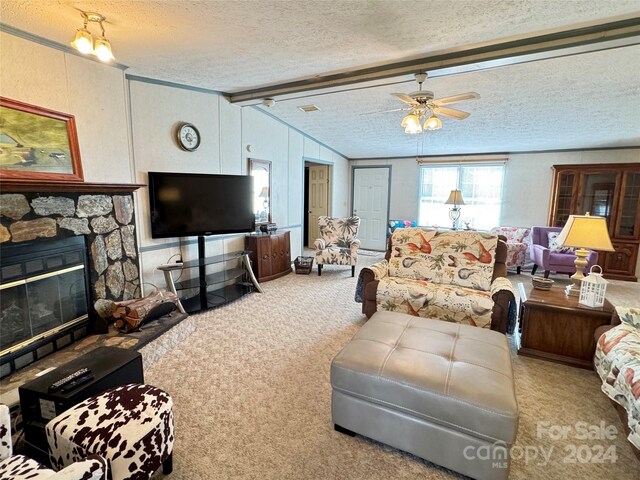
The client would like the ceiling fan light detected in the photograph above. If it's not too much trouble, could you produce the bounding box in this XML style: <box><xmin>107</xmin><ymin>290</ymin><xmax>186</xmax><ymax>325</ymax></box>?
<box><xmin>404</xmin><ymin>122</ymin><xmax>422</xmax><ymax>134</ymax></box>
<box><xmin>424</xmin><ymin>115</ymin><xmax>442</xmax><ymax>131</ymax></box>
<box><xmin>401</xmin><ymin>113</ymin><xmax>422</xmax><ymax>134</ymax></box>
<box><xmin>71</xmin><ymin>28</ymin><xmax>94</xmax><ymax>54</ymax></box>
<box><xmin>93</xmin><ymin>37</ymin><xmax>114</xmax><ymax>61</ymax></box>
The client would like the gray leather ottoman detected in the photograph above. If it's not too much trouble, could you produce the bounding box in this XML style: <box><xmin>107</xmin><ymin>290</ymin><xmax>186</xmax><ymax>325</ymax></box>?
<box><xmin>331</xmin><ymin>311</ymin><xmax>519</xmax><ymax>480</ymax></box>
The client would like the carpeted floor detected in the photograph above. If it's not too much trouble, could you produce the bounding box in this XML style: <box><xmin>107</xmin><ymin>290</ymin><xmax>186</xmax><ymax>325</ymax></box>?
<box><xmin>142</xmin><ymin>254</ymin><xmax>640</xmax><ymax>479</ymax></box>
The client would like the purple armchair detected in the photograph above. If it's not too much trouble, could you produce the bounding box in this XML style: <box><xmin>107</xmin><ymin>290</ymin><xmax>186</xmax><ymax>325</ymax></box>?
<box><xmin>530</xmin><ymin>226</ymin><xmax>599</xmax><ymax>278</ymax></box>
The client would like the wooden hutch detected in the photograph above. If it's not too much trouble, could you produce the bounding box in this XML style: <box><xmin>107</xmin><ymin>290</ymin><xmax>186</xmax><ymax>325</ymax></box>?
<box><xmin>549</xmin><ymin>163</ymin><xmax>640</xmax><ymax>281</ymax></box>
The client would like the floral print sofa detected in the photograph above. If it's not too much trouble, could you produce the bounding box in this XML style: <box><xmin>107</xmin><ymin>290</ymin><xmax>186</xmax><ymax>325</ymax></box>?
<box><xmin>489</xmin><ymin>226</ymin><xmax>530</xmax><ymax>274</ymax></box>
<box><xmin>358</xmin><ymin>228</ymin><xmax>515</xmax><ymax>333</ymax></box>
<box><xmin>595</xmin><ymin>306</ymin><xmax>640</xmax><ymax>452</ymax></box>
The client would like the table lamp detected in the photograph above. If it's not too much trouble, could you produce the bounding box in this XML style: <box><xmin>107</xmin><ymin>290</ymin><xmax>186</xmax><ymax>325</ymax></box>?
<box><xmin>555</xmin><ymin>213</ymin><xmax>615</xmax><ymax>296</ymax></box>
<box><xmin>444</xmin><ymin>189</ymin><xmax>465</xmax><ymax>230</ymax></box>
<box><xmin>259</xmin><ymin>186</ymin><xmax>269</xmax><ymax>210</ymax></box>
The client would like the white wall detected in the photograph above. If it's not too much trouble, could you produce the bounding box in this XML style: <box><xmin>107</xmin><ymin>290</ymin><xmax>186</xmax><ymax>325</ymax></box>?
<box><xmin>0</xmin><ymin>33</ymin><xmax>132</xmax><ymax>183</ymax></box>
<box><xmin>352</xmin><ymin>149</ymin><xmax>640</xmax><ymax>275</ymax></box>
<box><xmin>502</xmin><ymin>150</ymin><xmax>640</xmax><ymax>226</ymax></box>
<box><xmin>0</xmin><ymin>30</ymin><xmax>351</xmax><ymax>293</ymax></box>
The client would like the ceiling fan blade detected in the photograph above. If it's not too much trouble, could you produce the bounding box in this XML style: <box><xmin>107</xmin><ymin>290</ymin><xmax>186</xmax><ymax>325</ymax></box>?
<box><xmin>433</xmin><ymin>92</ymin><xmax>480</xmax><ymax>106</ymax></box>
<box><xmin>433</xmin><ymin>106</ymin><xmax>470</xmax><ymax>120</ymax></box>
<box><xmin>359</xmin><ymin>107</ymin><xmax>409</xmax><ymax>116</ymax></box>
<box><xmin>391</xmin><ymin>93</ymin><xmax>419</xmax><ymax>106</ymax></box>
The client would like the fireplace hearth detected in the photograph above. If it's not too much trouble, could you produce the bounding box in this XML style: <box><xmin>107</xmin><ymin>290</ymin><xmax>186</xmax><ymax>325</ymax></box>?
<box><xmin>1</xmin><ymin>237</ymin><xmax>91</xmax><ymax>377</ymax></box>
<box><xmin>0</xmin><ymin>184</ymin><xmax>143</xmax><ymax>378</ymax></box>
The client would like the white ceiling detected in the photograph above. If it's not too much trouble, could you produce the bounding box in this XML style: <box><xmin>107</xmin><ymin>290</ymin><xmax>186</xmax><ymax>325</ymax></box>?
<box><xmin>1</xmin><ymin>1</ymin><xmax>640</xmax><ymax>157</ymax></box>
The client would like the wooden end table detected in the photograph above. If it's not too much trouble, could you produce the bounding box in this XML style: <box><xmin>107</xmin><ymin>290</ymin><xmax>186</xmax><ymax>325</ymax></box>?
<box><xmin>517</xmin><ymin>282</ymin><xmax>614</xmax><ymax>369</ymax></box>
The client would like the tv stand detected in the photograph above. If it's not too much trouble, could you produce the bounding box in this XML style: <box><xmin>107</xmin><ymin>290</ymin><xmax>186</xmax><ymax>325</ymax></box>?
<box><xmin>158</xmin><ymin>236</ymin><xmax>263</xmax><ymax>314</ymax></box>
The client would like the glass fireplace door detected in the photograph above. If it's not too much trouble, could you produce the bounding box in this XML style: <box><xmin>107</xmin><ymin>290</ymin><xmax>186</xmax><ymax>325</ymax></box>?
<box><xmin>0</xmin><ymin>265</ymin><xmax>88</xmax><ymax>353</ymax></box>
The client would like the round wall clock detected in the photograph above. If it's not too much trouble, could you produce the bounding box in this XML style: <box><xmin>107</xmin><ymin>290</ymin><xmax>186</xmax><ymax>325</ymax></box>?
<box><xmin>177</xmin><ymin>122</ymin><xmax>201</xmax><ymax>151</ymax></box>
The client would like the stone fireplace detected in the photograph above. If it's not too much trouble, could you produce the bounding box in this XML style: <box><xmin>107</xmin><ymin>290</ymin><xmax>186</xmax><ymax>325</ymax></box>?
<box><xmin>0</xmin><ymin>185</ymin><xmax>142</xmax><ymax>376</ymax></box>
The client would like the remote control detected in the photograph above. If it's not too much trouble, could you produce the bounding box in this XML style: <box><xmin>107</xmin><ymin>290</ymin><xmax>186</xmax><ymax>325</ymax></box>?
<box><xmin>60</xmin><ymin>373</ymin><xmax>94</xmax><ymax>393</ymax></box>
<box><xmin>48</xmin><ymin>368</ymin><xmax>91</xmax><ymax>392</ymax></box>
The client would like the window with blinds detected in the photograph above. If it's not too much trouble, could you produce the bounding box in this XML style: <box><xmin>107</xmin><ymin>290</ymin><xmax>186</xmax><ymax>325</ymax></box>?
<box><xmin>418</xmin><ymin>164</ymin><xmax>505</xmax><ymax>230</ymax></box>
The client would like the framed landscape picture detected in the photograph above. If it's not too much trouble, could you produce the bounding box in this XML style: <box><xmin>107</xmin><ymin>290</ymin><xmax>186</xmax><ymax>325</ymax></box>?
<box><xmin>0</xmin><ymin>97</ymin><xmax>83</xmax><ymax>182</ymax></box>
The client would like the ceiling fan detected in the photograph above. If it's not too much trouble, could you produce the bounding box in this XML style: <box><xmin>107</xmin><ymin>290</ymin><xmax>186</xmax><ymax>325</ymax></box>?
<box><xmin>369</xmin><ymin>73</ymin><xmax>480</xmax><ymax>134</ymax></box>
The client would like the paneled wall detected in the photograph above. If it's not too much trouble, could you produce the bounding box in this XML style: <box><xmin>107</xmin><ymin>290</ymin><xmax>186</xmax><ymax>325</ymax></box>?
<box><xmin>351</xmin><ymin>149</ymin><xmax>640</xmax><ymax>275</ymax></box>
<box><xmin>0</xmin><ymin>33</ymin><xmax>132</xmax><ymax>184</ymax></box>
<box><xmin>0</xmin><ymin>30</ymin><xmax>350</xmax><ymax>292</ymax></box>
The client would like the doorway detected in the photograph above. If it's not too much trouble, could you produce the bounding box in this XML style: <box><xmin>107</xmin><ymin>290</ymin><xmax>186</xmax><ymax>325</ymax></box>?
<box><xmin>304</xmin><ymin>162</ymin><xmax>331</xmax><ymax>248</ymax></box>
<box><xmin>352</xmin><ymin>166</ymin><xmax>391</xmax><ymax>251</ymax></box>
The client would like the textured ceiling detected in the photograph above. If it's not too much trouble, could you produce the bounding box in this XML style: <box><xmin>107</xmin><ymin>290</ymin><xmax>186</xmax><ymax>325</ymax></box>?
<box><xmin>259</xmin><ymin>45</ymin><xmax>640</xmax><ymax>157</ymax></box>
<box><xmin>1</xmin><ymin>1</ymin><xmax>639</xmax><ymax>157</ymax></box>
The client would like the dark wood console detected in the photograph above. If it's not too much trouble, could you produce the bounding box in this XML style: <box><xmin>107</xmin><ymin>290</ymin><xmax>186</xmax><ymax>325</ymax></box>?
<box><xmin>549</xmin><ymin>163</ymin><xmax>640</xmax><ymax>281</ymax></box>
<box><xmin>245</xmin><ymin>231</ymin><xmax>292</xmax><ymax>282</ymax></box>
<box><xmin>517</xmin><ymin>282</ymin><xmax>614</xmax><ymax>368</ymax></box>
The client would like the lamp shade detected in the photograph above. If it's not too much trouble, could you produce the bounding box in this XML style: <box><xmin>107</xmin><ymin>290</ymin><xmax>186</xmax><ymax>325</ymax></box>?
<box><xmin>93</xmin><ymin>37</ymin><xmax>114</xmax><ymax>61</ymax></box>
<box><xmin>424</xmin><ymin>115</ymin><xmax>442</xmax><ymax>131</ymax></box>
<box><xmin>71</xmin><ymin>28</ymin><xmax>94</xmax><ymax>54</ymax></box>
<box><xmin>259</xmin><ymin>187</ymin><xmax>269</xmax><ymax>198</ymax></box>
<box><xmin>401</xmin><ymin>113</ymin><xmax>422</xmax><ymax>134</ymax></box>
<box><xmin>555</xmin><ymin>214</ymin><xmax>614</xmax><ymax>251</ymax></box>
<box><xmin>444</xmin><ymin>189</ymin><xmax>466</xmax><ymax>206</ymax></box>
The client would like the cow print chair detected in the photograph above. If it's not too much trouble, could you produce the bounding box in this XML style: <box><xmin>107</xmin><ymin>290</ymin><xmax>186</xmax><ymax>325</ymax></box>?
<box><xmin>46</xmin><ymin>384</ymin><xmax>174</xmax><ymax>480</ymax></box>
<box><xmin>0</xmin><ymin>404</ymin><xmax>107</xmax><ymax>480</ymax></box>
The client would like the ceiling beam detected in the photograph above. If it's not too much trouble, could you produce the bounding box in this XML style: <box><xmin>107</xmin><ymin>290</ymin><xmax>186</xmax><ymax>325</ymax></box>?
<box><xmin>227</xmin><ymin>17</ymin><xmax>640</xmax><ymax>106</ymax></box>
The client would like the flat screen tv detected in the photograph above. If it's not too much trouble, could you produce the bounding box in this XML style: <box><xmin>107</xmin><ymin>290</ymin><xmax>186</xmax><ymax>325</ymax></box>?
<box><xmin>148</xmin><ymin>171</ymin><xmax>255</xmax><ymax>238</ymax></box>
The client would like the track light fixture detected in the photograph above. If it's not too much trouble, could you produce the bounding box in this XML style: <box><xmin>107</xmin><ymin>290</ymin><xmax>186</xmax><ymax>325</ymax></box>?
<box><xmin>71</xmin><ymin>12</ymin><xmax>114</xmax><ymax>62</ymax></box>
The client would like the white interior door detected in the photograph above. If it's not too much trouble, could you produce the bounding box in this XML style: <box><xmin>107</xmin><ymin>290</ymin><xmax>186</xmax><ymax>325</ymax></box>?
<box><xmin>307</xmin><ymin>164</ymin><xmax>329</xmax><ymax>246</ymax></box>
<box><xmin>353</xmin><ymin>167</ymin><xmax>390</xmax><ymax>250</ymax></box>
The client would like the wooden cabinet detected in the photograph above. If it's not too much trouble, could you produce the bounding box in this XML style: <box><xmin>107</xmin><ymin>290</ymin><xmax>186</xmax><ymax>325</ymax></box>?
<box><xmin>549</xmin><ymin>163</ymin><xmax>640</xmax><ymax>281</ymax></box>
<box><xmin>245</xmin><ymin>231</ymin><xmax>292</xmax><ymax>282</ymax></box>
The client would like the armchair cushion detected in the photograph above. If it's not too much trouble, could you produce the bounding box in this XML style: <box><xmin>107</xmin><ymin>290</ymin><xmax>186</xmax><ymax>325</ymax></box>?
<box><xmin>547</xmin><ymin>231</ymin><xmax>575</xmax><ymax>253</ymax></box>
<box><xmin>376</xmin><ymin>277</ymin><xmax>495</xmax><ymax>328</ymax></box>
<box><xmin>316</xmin><ymin>247</ymin><xmax>357</xmax><ymax>266</ymax></box>
<box><xmin>387</xmin><ymin>228</ymin><xmax>498</xmax><ymax>292</ymax></box>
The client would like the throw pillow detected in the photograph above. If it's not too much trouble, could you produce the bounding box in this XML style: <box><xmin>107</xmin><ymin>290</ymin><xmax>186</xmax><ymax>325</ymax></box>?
<box><xmin>547</xmin><ymin>231</ymin><xmax>575</xmax><ymax>254</ymax></box>
<box><xmin>615</xmin><ymin>306</ymin><xmax>640</xmax><ymax>329</ymax></box>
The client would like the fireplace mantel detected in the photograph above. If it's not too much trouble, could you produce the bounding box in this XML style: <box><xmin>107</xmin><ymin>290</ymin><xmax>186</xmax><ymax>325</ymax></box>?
<box><xmin>0</xmin><ymin>180</ymin><xmax>145</xmax><ymax>193</ymax></box>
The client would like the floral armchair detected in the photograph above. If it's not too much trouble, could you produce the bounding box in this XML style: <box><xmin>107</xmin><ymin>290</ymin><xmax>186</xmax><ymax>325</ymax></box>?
<box><xmin>357</xmin><ymin>228</ymin><xmax>515</xmax><ymax>333</ymax></box>
<box><xmin>490</xmin><ymin>226</ymin><xmax>530</xmax><ymax>274</ymax></box>
<box><xmin>0</xmin><ymin>404</ymin><xmax>107</xmax><ymax>480</ymax></box>
<box><xmin>314</xmin><ymin>216</ymin><xmax>361</xmax><ymax>277</ymax></box>
<box><xmin>595</xmin><ymin>307</ymin><xmax>640</xmax><ymax>452</ymax></box>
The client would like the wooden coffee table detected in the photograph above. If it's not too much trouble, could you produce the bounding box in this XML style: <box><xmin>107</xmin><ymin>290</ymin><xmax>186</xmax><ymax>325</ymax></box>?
<box><xmin>517</xmin><ymin>282</ymin><xmax>614</xmax><ymax>369</ymax></box>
